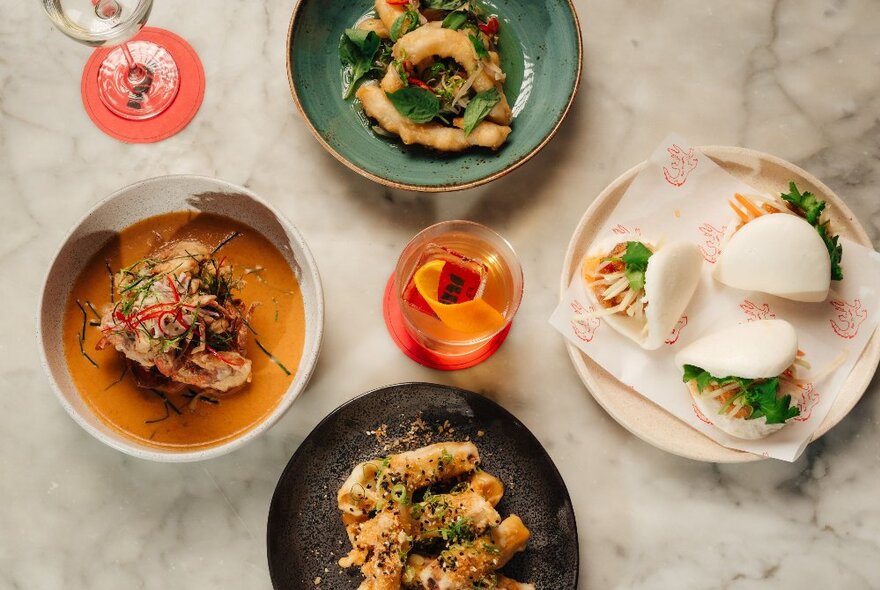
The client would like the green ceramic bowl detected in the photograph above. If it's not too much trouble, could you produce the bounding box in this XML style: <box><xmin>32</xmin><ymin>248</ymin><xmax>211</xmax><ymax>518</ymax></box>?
<box><xmin>286</xmin><ymin>0</ymin><xmax>583</xmax><ymax>192</ymax></box>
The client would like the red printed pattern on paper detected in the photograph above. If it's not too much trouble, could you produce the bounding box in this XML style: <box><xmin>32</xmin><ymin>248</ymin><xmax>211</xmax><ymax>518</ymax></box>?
<box><xmin>740</xmin><ymin>300</ymin><xmax>775</xmax><ymax>321</ymax></box>
<box><xmin>698</xmin><ymin>223</ymin><xmax>726</xmax><ymax>263</ymax></box>
<box><xmin>665</xmin><ymin>315</ymin><xmax>688</xmax><ymax>345</ymax></box>
<box><xmin>570</xmin><ymin>300</ymin><xmax>600</xmax><ymax>343</ymax></box>
<box><xmin>662</xmin><ymin>144</ymin><xmax>699</xmax><ymax>187</ymax></box>
<box><xmin>830</xmin><ymin>298</ymin><xmax>867</xmax><ymax>339</ymax></box>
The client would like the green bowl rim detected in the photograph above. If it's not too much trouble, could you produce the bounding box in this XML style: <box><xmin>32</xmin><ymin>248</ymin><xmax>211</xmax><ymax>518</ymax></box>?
<box><xmin>285</xmin><ymin>0</ymin><xmax>584</xmax><ymax>193</ymax></box>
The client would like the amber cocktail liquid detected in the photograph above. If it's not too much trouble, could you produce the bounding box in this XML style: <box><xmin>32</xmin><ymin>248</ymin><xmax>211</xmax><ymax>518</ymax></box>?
<box><xmin>393</xmin><ymin>221</ymin><xmax>523</xmax><ymax>359</ymax></box>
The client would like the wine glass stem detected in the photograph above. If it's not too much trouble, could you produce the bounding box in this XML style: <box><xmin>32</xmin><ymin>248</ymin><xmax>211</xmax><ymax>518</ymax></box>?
<box><xmin>120</xmin><ymin>43</ymin><xmax>148</xmax><ymax>85</ymax></box>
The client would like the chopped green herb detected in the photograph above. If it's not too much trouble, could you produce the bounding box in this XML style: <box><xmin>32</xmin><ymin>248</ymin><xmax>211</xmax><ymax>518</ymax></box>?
<box><xmin>390</xmin><ymin>5</ymin><xmax>420</xmax><ymax>41</ymax></box>
<box><xmin>391</xmin><ymin>483</ymin><xmax>408</xmax><ymax>504</ymax></box>
<box><xmin>682</xmin><ymin>365</ymin><xmax>799</xmax><ymax>424</ymax></box>
<box><xmin>780</xmin><ymin>181</ymin><xmax>843</xmax><ymax>280</ymax></box>
<box><xmin>339</xmin><ymin>28</ymin><xmax>381</xmax><ymax>99</ymax></box>
<box><xmin>468</xmin><ymin>33</ymin><xmax>489</xmax><ymax>59</ymax></box>
<box><xmin>421</xmin><ymin>0</ymin><xmax>466</xmax><ymax>9</ymax></box>
<box><xmin>606</xmin><ymin>241</ymin><xmax>654</xmax><ymax>291</ymax></box>
<box><xmin>441</xmin><ymin>10</ymin><xmax>468</xmax><ymax>30</ymax></box>
<box><xmin>386</xmin><ymin>86</ymin><xmax>440</xmax><ymax>123</ymax></box>
<box><xmin>462</xmin><ymin>88</ymin><xmax>500</xmax><ymax>135</ymax></box>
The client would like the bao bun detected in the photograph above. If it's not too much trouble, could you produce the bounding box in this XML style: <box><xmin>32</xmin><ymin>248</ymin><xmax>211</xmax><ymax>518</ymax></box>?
<box><xmin>714</xmin><ymin>214</ymin><xmax>830</xmax><ymax>302</ymax></box>
<box><xmin>675</xmin><ymin>319</ymin><xmax>798</xmax><ymax>440</ymax></box>
<box><xmin>585</xmin><ymin>240</ymin><xmax>702</xmax><ymax>350</ymax></box>
<box><xmin>675</xmin><ymin>319</ymin><xmax>798</xmax><ymax>379</ymax></box>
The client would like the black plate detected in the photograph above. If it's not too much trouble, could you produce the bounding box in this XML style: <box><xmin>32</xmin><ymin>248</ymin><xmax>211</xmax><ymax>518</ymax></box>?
<box><xmin>267</xmin><ymin>382</ymin><xmax>579</xmax><ymax>589</ymax></box>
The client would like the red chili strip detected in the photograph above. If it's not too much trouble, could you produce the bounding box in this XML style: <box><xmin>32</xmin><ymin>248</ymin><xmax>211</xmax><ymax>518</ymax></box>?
<box><xmin>386</xmin><ymin>0</ymin><xmax>410</xmax><ymax>5</ymax></box>
<box><xmin>479</xmin><ymin>16</ymin><xmax>499</xmax><ymax>35</ymax></box>
<box><xmin>407</xmin><ymin>77</ymin><xmax>432</xmax><ymax>91</ymax></box>
<box><xmin>166</xmin><ymin>275</ymin><xmax>180</xmax><ymax>302</ymax></box>
<box><xmin>205</xmin><ymin>345</ymin><xmax>244</xmax><ymax>367</ymax></box>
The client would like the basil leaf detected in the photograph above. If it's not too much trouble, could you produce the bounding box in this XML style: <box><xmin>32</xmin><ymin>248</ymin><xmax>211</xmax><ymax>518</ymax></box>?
<box><xmin>386</xmin><ymin>87</ymin><xmax>440</xmax><ymax>123</ymax></box>
<box><xmin>339</xmin><ymin>29</ymin><xmax>380</xmax><ymax>99</ymax></box>
<box><xmin>468</xmin><ymin>33</ymin><xmax>489</xmax><ymax>59</ymax></box>
<box><xmin>462</xmin><ymin>88</ymin><xmax>500</xmax><ymax>135</ymax></box>
<box><xmin>390</xmin><ymin>8</ymin><xmax>419</xmax><ymax>41</ymax></box>
<box><xmin>422</xmin><ymin>0</ymin><xmax>466</xmax><ymax>9</ymax></box>
<box><xmin>441</xmin><ymin>11</ymin><xmax>468</xmax><ymax>30</ymax></box>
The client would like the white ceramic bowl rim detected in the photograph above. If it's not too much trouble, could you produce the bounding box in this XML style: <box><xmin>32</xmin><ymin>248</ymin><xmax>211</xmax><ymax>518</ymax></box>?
<box><xmin>36</xmin><ymin>175</ymin><xmax>324</xmax><ymax>462</ymax></box>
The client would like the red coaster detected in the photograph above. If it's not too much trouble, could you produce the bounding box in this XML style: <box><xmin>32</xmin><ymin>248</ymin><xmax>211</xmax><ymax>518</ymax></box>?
<box><xmin>383</xmin><ymin>275</ymin><xmax>512</xmax><ymax>371</ymax></box>
<box><xmin>81</xmin><ymin>27</ymin><xmax>205</xmax><ymax>143</ymax></box>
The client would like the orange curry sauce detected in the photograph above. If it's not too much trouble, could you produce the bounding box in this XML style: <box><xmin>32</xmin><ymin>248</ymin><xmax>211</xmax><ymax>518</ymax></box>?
<box><xmin>63</xmin><ymin>212</ymin><xmax>306</xmax><ymax>450</ymax></box>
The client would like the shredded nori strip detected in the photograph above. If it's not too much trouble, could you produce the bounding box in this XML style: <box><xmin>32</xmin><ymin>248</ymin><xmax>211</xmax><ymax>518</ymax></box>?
<box><xmin>255</xmin><ymin>339</ymin><xmax>291</xmax><ymax>375</ymax></box>
<box><xmin>212</xmin><ymin>231</ymin><xmax>241</xmax><ymax>255</ymax></box>
<box><xmin>75</xmin><ymin>299</ymin><xmax>99</xmax><ymax>368</ymax></box>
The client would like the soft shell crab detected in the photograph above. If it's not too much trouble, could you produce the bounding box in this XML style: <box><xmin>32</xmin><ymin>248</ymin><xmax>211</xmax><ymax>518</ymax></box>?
<box><xmin>97</xmin><ymin>238</ymin><xmax>256</xmax><ymax>395</ymax></box>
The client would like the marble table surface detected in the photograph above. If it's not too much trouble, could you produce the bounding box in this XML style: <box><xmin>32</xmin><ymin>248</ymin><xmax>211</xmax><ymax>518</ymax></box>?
<box><xmin>2</xmin><ymin>0</ymin><xmax>880</xmax><ymax>588</ymax></box>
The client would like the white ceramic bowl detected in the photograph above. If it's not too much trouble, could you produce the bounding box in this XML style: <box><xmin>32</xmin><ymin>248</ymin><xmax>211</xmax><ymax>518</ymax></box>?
<box><xmin>37</xmin><ymin>175</ymin><xmax>324</xmax><ymax>462</ymax></box>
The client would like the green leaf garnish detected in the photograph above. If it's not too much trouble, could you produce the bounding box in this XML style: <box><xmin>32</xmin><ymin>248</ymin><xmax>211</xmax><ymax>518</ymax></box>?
<box><xmin>386</xmin><ymin>86</ymin><xmax>440</xmax><ymax>123</ymax></box>
<box><xmin>780</xmin><ymin>181</ymin><xmax>843</xmax><ymax>280</ymax></box>
<box><xmin>390</xmin><ymin>6</ymin><xmax>420</xmax><ymax>41</ymax></box>
<box><xmin>817</xmin><ymin>222</ymin><xmax>844</xmax><ymax>281</ymax></box>
<box><xmin>682</xmin><ymin>365</ymin><xmax>799</xmax><ymax>425</ymax></box>
<box><xmin>339</xmin><ymin>29</ymin><xmax>380</xmax><ymax>99</ymax></box>
<box><xmin>620</xmin><ymin>241</ymin><xmax>653</xmax><ymax>291</ymax></box>
<box><xmin>462</xmin><ymin>88</ymin><xmax>500</xmax><ymax>135</ymax></box>
<box><xmin>468</xmin><ymin>33</ymin><xmax>489</xmax><ymax>59</ymax></box>
<box><xmin>781</xmin><ymin>181</ymin><xmax>825</xmax><ymax>225</ymax></box>
<box><xmin>441</xmin><ymin>10</ymin><xmax>468</xmax><ymax>30</ymax></box>
<box><xmin>422</xmin><ymin>0</ymin><xmax>466</xmax><ymax>9</ymax></box>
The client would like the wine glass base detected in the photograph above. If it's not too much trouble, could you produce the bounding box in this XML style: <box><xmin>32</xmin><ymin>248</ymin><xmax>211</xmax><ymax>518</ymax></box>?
<box><xmin>81</xmin><ymin>27</ymin><xmax>205</xmax><ymax>143</ymax></box>
<box><xmin>383</xmin><ymin>274</ymin><xmax>512</xmax><ymax>371</ymax></box>
<box><xmin>97</xmin><ymin>41</ymin><xmax>180</xmax><ymax>120</ymax></box>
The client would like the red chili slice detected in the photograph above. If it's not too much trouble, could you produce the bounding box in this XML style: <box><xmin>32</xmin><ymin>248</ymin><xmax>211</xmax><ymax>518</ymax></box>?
<box><xmin>407</xmin><ymin>77</ymin><xmax>432</xmax><ymax>91</ymax></box>
<box><xmin>479</xmin><ymin>16</ymin><xmax>499</xmax><ymax>35</ymax></box>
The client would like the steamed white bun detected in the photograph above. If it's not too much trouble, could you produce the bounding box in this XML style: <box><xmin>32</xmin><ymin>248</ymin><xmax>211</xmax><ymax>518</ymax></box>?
<box><xmin>674</xmin><ymin>319</ymin><xmax>798</xmax><ymax>379</ymax></box>
<box><xmin>586</xmin><ymin>240</ymin><xmax>702</xmax><ymax>350</ymax></box>
<box><xmin>714</xmin><ymin>214</ymin><xmax>830</xmax><ymax>302</ymax></box>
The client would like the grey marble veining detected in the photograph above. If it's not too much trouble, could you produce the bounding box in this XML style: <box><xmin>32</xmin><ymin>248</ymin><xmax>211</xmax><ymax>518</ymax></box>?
<box><xmin>1</xmin><ymin>0</ymin><xmax>879</xmax><ymax>588</ymax></box>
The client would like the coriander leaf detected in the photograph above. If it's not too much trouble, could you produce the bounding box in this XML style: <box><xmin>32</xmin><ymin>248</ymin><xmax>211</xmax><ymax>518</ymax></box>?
<box><xmin>386</xmin><ymin>87</ymin><xmax>440</xmax><ymax>123</ymax></box>
<box><xmin>421</xmin><ymin>0</ymin><xmax>466</xmax><ymax>9</ymax></box>
<box><xmin>682</xmin><ymin>364</ymin><xmax>712</xmax><ymax>393</ymax></box>
<box><xmin>390</xmin><ymin>7</ymin><xmax>420</xmax><ymax>41</ymax></box>
<box><xmin>620</xmin><ymin>241</ymin><xmax>653</xmax><ymax>291</ymax></box>
<box><xmin>469</xmin><ymin>33</ymin><xmax>489</xmax><ymax>59</ymax></box>
<box><xmin>781</xmin><ymin>181</ymin><xmax>825</xmax><ymax>225</ymax></box>
<box><xmin>339</xmin><ymin>29</ymin><xmax>380</xmax><ymax>99</ymax></box>
<box><xmin>818</xmin><ymin>222</ymin><xmax>844</xmax><ymax>281</ymax></box>
<box><xmin>744</xmin><ymin>378</ymin><xmax>799</xmax><ymax>424</ymax></box>
<box><xmin>442</xmin><ymin>10</ymin><xmax>468</xmax><ymax>30</ymax></box>
<box><xmin>780</xmin><ymin>181</ymin><xmax>843</xmax><ymax>281</ymax></box>
<box><xmin>462</xmin><ymin>88</ymin><xmax>500</xmax><ymax>135</ymax></box>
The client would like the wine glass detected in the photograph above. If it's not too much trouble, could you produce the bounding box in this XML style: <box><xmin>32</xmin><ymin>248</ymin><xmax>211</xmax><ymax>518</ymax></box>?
<box><xmin>42</xmin><ymin>0</ymin><xmax>180</xmax><ymax>120</ymax></box>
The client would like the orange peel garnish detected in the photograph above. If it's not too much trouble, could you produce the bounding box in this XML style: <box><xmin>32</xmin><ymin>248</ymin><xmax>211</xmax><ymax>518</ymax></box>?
<box><xmin>412</xmin><ymin>260</ymin><xmax>506</xmax><ymax>334</ymax></box>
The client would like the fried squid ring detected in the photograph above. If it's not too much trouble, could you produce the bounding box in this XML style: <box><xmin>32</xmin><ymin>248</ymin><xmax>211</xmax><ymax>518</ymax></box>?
<box><xmin>380</xmin><ymin>25</ymin><xmax>512</xmax><ymax>125</ymax></box>
<box><xmin>357</xmin><ymin>83</ymin><xmax>511</xmax><ymax>150</ymax></box>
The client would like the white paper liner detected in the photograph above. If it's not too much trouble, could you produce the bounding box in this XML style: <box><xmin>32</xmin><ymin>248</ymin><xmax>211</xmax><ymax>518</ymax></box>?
<box><xmin>551</xmin><ymin>134</ymin><xmax>880</xmax><ymax>461</ymax></box>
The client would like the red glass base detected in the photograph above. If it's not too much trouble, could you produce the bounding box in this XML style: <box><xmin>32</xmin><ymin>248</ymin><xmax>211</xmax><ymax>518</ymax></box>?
<box><xmin>97</xmin><ymin>40</ymin><xmax>179</xmax><ymax>120</ymax></box>
<box><xmin>81</xmin><ymin>27</ymin><xmax>204</xmax><ymax>143</ymax></box>
<box><xmin>383</xmin><ymin>274</ymin><xmax>512</xmax><ymax>371</ymax></box>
